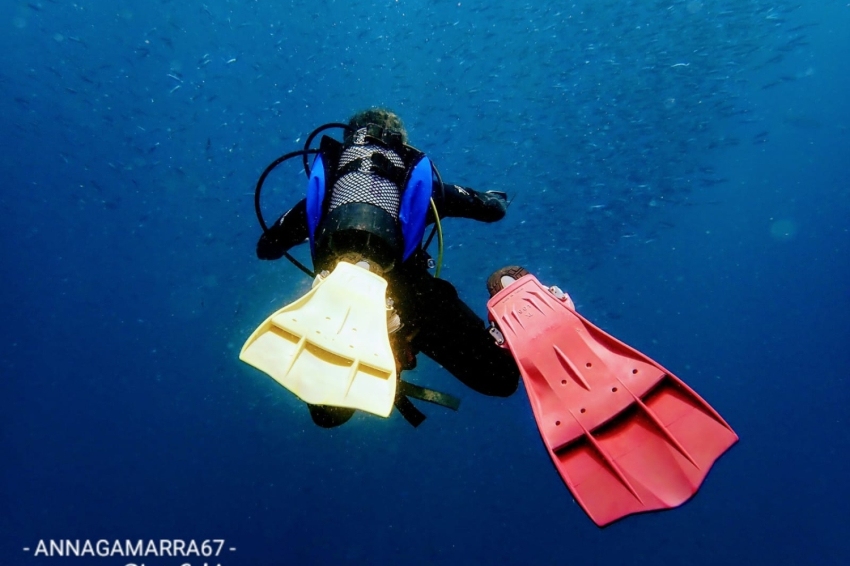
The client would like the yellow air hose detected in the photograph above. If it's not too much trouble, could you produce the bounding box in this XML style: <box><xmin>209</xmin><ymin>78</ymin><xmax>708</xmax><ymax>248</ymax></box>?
<box><xmin>429</xmin><ymin>198</ymin><xmax>444</xmax><ymax>278</ymax></box>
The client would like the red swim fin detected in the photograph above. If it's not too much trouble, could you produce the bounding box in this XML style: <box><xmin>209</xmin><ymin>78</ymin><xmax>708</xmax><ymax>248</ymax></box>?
<box><xmin>487</xmin><ymin>274</ymin><xmax>738</xmax><ymax>526</ymax></box>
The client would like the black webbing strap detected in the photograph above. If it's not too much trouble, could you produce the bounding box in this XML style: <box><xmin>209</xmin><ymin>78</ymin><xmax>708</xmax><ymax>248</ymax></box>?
<box><xmin>399</xmin><ymin>380</ymin><xmax>461</xmax><ymax>410</ymax></box>
<box><xmin>394</xmin><ymin>380</ymin><xmax>462</xmax><ymax>428</ymax></box>
<box><xmin>394</xmin><ymin>394</ymin><xmax>426</xmax><ymax>428</ymax></box>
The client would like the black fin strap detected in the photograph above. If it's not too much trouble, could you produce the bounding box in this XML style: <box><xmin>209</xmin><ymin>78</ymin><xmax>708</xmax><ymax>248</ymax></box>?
<box><xmin>398</xmin><ymin>380</ymin><xmax>462</xmax><ymax>411</ymax></box>
<box><xmin>394</xmin><ymin>394</ymin><xmax>426</xmax><ymax>428</ymax></box>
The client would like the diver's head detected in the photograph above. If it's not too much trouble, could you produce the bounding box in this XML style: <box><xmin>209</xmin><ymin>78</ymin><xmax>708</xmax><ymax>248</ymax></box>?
<box><xmin>347</xmin><ymin>107</ymin><xmax>408</xmax><ymax>145</ymax></box>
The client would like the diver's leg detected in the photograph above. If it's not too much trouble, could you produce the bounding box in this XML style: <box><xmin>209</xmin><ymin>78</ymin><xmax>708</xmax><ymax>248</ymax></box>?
<box><xmin>412</xmin><ymin>278</ymin><xmax>519</xmax><ymax>397</ymax></box>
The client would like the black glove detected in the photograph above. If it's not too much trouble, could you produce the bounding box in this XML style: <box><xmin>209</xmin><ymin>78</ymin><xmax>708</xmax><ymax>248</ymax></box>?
<box><xmin>256</xmin><ymin>228</ymin><xmax>287</xmax><ymax>260</ymax></box>
<box><xmin>256</xmin><ymin>201</ymin><xmax>310</xmax><ymax>260</ymax></box>
<box><xmin>481</xmin><ymin>190</ymin><xmax>508</xmax><ymax>219</ymax></box>
<box><xmin>485</xmin><ymin>190</ymin><xmax>508</xmax><ymax>202</ymax></box>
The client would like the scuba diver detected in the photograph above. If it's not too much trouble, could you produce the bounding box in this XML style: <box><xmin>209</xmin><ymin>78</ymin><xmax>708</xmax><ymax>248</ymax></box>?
<box><xmin>243</xmin><ymin>108</ymin><xmax>519</xmax><ymax>428</ymax></box>
<box><xmin>240</xmin><ymin>108</ymin><xmax>737</xmax><ymax>526</ymax></box>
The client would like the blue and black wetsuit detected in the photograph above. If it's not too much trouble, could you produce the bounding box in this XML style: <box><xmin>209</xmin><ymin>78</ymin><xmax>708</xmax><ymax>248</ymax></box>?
<box><xmin>256</xmin><ymin>131</ymin><xmax>519</xmax><ymax>427</ymax></box>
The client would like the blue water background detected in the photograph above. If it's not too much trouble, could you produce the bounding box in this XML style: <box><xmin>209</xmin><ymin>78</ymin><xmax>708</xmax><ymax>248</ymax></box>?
<box><xmin>1</xmin><ymin>0</ymin><xmax>848</xmax><ymax>564</ymax></box>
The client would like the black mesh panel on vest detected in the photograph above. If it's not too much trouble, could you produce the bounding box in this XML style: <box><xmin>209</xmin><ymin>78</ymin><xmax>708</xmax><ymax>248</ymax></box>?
<box><xmin>329</xmin><ymin>144</ymin><xmax>403</xmax><ymax>218</ymax></box>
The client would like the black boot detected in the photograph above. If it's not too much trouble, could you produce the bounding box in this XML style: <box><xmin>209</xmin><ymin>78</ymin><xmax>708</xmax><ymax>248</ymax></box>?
<box><xmin>486</xmin><ymin>265</ymin><xmax>530</xmax><ymax>297</ymax></box>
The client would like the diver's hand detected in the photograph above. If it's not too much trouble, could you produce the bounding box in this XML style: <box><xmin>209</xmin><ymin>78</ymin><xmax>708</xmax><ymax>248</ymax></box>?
<box><xmin>256</xmin><ymin>229</ymin><xmax>287</xmax><ymax>260</ymax></box>
<box><xmin>256</xmin><ymin>201</ymin><xmax>310</xmax><ymax>260</ymax></box>
<box><xmin>481</xmin><ymin>190</ymin><xmax>508</xmax><ymax>219</ymax></box>
<box><xmin>442</xmin><ymin>184</ymin><xmax>507</xmax><ymax>222</ymax></box>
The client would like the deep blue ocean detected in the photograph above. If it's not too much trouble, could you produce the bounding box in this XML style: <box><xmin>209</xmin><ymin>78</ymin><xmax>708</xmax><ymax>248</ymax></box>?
<box><xmin>2</xmin><ymin>0</ymin><xmax>848</xmax><ymax>564</ymax></box>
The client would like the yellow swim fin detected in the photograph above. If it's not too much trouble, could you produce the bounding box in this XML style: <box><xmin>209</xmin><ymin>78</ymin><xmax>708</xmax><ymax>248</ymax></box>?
<box><xmin>240</xmin><ymin>261</ymin><xmax>397</xmax><ymax>417</ymax></box>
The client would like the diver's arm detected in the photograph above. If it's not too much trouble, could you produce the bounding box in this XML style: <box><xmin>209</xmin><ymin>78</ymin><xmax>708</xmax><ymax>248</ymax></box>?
<box><xmin>256</xmin><ymin>199</ymin><xmax>309</xmax><ymax>260</ymax></box>
<box><xmin>436</xmin><ymin>184</ymin><xmax>508</xmax><ymax>223</ymax></box>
